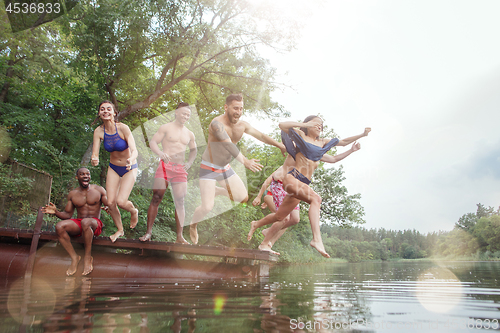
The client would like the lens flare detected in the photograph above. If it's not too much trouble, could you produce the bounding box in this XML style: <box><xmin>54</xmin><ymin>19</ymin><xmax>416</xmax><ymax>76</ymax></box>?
<box><xmin>213</xmin><ymin>294</ymin><xmax>227</xmax><ymax>315</ymax></box>
<box><xmin>7</xmin><ymin>278</ymin><xmax>57</xmax><ymax>323</ymax></box>
<box><xmin>416</xmin><ymin>267</ymin><xmax>463</xmax><ymax>313</ymax></box>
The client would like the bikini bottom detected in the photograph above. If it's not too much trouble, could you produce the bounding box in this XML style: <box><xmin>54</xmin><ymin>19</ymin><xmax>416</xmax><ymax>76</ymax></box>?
<box><xmin>109</xmin><ymin>162</ymin><xmax>138</xmax><ymax>177</ymax></box>
<box><xmin>287</xmin><ymin>168</ymin><xmax>311</xmax><ymax>185</ymax></box>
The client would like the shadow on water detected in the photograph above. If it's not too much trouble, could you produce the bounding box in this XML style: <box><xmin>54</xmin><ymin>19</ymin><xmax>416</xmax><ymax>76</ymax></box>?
<box><xmin>2</xmin><ymin>261</ymin><xmax>500</xmax><ymax>332</ymax></box>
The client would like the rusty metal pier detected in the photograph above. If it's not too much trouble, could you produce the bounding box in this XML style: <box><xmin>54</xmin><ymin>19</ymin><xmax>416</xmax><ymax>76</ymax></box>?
<box><xmin>0</xmin><ymin>210</ymin><xmax>278</xmax><ymax>282</ymax></box>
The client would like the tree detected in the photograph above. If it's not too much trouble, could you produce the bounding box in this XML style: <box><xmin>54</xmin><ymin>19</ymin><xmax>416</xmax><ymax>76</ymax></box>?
<box><xmin>312</xmin><ymin>165</ymin><xmax>365</xmax><ymax>228</ymax></box>
<box><xmin>455</xmin><ymin>212</ymin><xmax>476</xmax><ymax>233</ymax></box>
<box><xmin>476</xmin><ymin>203</ymin><xmax>495</xmax><ymax>219</ymax></box>
<box><xmin>0</xmin><ymin>14</ymin><xmax>103</xmax><ymax>203</ymax></box>
<box><xmin>64</xmin><ymin>0</ymin><xmax>301</xmax><ymax>163</ymax></box>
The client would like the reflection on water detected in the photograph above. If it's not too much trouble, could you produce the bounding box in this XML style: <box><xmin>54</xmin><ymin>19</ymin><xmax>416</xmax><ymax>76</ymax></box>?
<box><xmin>2</xmin><ymin>261</ymin><xmax>500</xmax><ymax>332</ymax></box>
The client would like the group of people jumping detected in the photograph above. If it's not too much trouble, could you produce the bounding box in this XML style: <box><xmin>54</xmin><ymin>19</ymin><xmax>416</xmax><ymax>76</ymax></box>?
<box><xmin>42</xmin><ymin>93</ymin><xmax>370</xmax><ymax>276</ymax></box>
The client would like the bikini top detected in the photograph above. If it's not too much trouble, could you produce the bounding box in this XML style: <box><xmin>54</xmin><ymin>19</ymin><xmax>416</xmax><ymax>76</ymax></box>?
<box><xmin>103</xmin><ymin>124</ymin><xmax>129</xmax><ymax>152</ymax></box>
<box><xmin>281</xmin><ymin>128</ymin><xmax>339</xmax><ymax>162</ymax></box>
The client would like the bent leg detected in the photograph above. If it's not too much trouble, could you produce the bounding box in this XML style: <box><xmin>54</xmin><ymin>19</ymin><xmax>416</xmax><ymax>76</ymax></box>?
<box><xmin>106</xmin><ymin>168</ymin><xmax>125</xmax><ymax>242</ymax></box>
<box><xmin>258</xmin><ymin>219</ymin><xmax>287</xmax><ymax>255</ymax></box>
<box><xmin>283</xmin><ymin>175</ymin><xmax>329</xmax><ymax>258</ymax></box>
<box><xmin>171</xmin><ymin>181</ymin><xmax>189</xmax><ymax>244</ymax></box>
<box><xmin>218</xmin><ymin>174</ymin><xmax>248</xmax><ymax>203</ymax></box>
<box><xmin>215</xmin><ymin>186</ymin><xmax>229</xmax><ymax>198</ymax></box>
<box><xmin>55</xmin><ymin>220</ymin><xmax>82</xmax><ymax>276</ymax></box>
<box><xmin>116</xmin><ymin>168</ymin><xmax>139</xmax><ymax>229</ymax></box>
<box><xmin>190</xmin><ymin>179</ymin><xmax>217</xmax><ymax>244</ymax></box>
<box><xmin>81</xmin><ymin>218</ymin><xmax>98</xmax><ymax>275</ymax></box>
<box><xmin>141</xmin><ymin>180</ymin><xmax>167</xmax><ymax>242</ymax></box>
<box><xmin>248</xmin><ymin>195</ymin><xmax>300</xmax><ymax>241</ymax></box>
<box><xmin>263</xmin><ymin>195</ymin><xmax>276</xmax><ymax>212</ymax></box>
<box><xmin>266</xmin><ymin>209</ymin><xmax>300</xmax><ymax>247</ymax></box>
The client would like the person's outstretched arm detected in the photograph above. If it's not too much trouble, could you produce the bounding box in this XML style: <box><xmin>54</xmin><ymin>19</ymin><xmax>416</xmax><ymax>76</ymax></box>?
<box><xmin>336</xmin><ymin>128</ymin><xmax>371</xmax><ymax>146</ymax></box>
<box><xmin>245</xmin><ymin>122</ymin><xmax>286</xmax><ymax>156</ymax></box>
<box><xmin>211</xmin><ymin>119</ymin><xmax>263</xmax><ymax>172</ymax></box>
<box><xmin>42</xmin><ymin>193</ymin><xmax>76</xmax><ymax>220</ymax></box>
<box><xmin>320</xmin><ymin>142</ymin><xmax>361</xmax><ymax>164</ymax></box>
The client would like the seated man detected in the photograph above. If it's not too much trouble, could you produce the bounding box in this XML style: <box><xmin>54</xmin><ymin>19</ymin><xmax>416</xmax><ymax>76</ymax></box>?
<box><xmin>42</xmin><ymin>167</ymin><xmax>108</xmax><ymax>276</ymax></box>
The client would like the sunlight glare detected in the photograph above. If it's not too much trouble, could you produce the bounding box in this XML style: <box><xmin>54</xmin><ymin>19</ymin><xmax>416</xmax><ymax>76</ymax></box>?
<box><xmin>416</xmin><ymin>267</ymin><xmax>463</xmax><ymax>313</ymax></box>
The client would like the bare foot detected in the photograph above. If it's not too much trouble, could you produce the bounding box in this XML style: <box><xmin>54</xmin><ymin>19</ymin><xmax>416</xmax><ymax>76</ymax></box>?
<box><xmin>82</xmin><ymin>256</ymin><xmax>93</xmax><ymax>276</ymax></box>
<box><xmin>310</xmin><ymin>240</ymin><xmax>330</xmax><ymax>258</ymax></box>
<box><xmin>258</xmin><ymin>244</ymin><xmax>280</xmax><ymax>255</ymax></box>
<box><xmin>66</xmin><ymin>255</ymin><xmax>81</xmax><ymax>276</ymax></box>
<box><xmin>190</xmin><ymin>224</ymin><xmax>198</xmax><ymax>244</ymax></box>
<box><xmin>130</xmin><ymin>208</ymin><xmax>139</xmax><ymax>229</ymax></box>
<box><xmin>175</xmin><ymin>236</ymin><xmax>190</xmax><ymax>245</ymax></box>
<box><xmin>110</xmin><ymin>230</ymin><xmax>124</xmax><ymax>243</ymax></box>
<box><xmin>139</xmin><ymin>233</ymin><xmax>152</xmax><ymax>242</ymax></box>
<box><xmin>247</xmin><ymin>221</ymin><xmax>259</xmax><ymax>241</ymax></box>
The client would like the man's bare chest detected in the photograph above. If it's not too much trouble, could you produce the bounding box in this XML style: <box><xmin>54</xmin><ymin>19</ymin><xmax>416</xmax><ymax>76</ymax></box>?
<box><xmin>224</xmin><ymin>125</ymin><xmax>245</xmax><ymax>143</ymax></box>
<box><xmin>163</xmin><ymin>127</ymin><xmax>190</xmax><ymax>146</ymax></box>
<box><xmin>72</xmin><ymin>189</ymin><xmax>101</xmax><ymax>208</ymax></box>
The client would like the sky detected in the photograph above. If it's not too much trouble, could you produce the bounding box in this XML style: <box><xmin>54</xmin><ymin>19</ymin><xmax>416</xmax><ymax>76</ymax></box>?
<box><xmin>244</xmin><ymin>0</ymin><xmax>500</xmax><ymax>233</ymax></box>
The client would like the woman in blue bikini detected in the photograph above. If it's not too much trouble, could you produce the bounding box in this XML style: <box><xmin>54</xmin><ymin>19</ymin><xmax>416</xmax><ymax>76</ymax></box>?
<box><xmin>248</xmin><ymin>116</ymin><xmax>370</xmax><ymax>257</ymax></box>
<box><xmin>91</xmin><ymin>101</ymin><xmax>139</xmax><ymax>242</ymax></box>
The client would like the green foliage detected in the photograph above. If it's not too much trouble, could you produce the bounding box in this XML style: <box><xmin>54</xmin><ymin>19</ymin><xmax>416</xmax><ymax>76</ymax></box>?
<box><xmin>473</xmin><ymin>215</ymin><xmax>500</xmax><ymax>252</ymax></box>
<box><xmin>435</xmin><ymin>229</ymin><xmax>479</xmax><ymax>258</ymax></box>
<box><xmin>66</xmin><ymin>0</ymin><xmax>296</xmax><ymax>123</ymax></box>
<box><xmin>0</xmin><ymin>0</ymin><xmax>376</xmax><ymax>265</ymax></box>
<box><xmin>455</xmin><ymin>212</ymin><xmax>477</xmax><ymax>233</ymax></box>
<box><xmin>321</xmin><ymin>225</ymin><xmax>435</xmax><ymax>262</ymax></box>
<box><xmin>0</xmin><ymin>162</ymin><xmax>34</xmax><ymax>215</ymax></box>
<box><xmin>312</xmin><ymin>165</ymin><xmax>365</xmax><ymax>227</ymax></box>
<box><xmin>436</xmin><ymin>203</ymin><xmax>500</xmax><ymax>259</ymax></box>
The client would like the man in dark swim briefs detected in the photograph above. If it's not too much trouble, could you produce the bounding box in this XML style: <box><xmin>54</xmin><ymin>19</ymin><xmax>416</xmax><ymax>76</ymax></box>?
<box><xmin>42</xmin><ymin>167</ymin><xmax>108</xmax><ymax>276</ymax></box>
<box><xmin>189</xmin><ymin>93</ymin><xmax>287</xmax><ymax>244</ymax></box>
<box><xmin>139</xmin><ymin>103</ymin><xmax>197</xmax><ymax>244</ymax></box>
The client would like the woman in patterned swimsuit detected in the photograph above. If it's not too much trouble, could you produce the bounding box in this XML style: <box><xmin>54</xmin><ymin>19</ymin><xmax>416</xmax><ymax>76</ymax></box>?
<box><xmin>91</xmin><ymin>101</ymin><xmax>139</xmax><ymax>242</ymax></box>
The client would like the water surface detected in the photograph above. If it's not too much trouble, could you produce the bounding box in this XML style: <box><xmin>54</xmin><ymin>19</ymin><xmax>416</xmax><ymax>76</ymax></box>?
<box><xmin>2</xmin><ymin>261</ymin><xmax>500</xmax><ymax>332</ymax></box>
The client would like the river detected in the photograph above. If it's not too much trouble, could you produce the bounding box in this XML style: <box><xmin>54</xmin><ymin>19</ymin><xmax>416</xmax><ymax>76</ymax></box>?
<box><xmin>1</xmin><ymin>260</ymin><xmax>499</xmax><ymax>332</ymax></box>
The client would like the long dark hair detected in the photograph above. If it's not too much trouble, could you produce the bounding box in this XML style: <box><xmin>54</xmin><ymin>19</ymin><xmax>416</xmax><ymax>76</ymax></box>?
<box><xmin>300</xmin><ymin>115</ymin><xmax>322</xmax><ymax>134</ymax></box>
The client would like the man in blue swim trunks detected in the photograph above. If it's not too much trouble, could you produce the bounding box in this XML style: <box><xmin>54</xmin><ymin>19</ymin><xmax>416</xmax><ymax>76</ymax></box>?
<box><xmin>189</xmin><ymin>93</ymin><xmax>287</xmax><ymax>244</ymax></box>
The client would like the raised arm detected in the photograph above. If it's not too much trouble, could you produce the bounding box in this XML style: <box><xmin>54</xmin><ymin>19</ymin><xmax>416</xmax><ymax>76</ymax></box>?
<box><xmin>320</xmin><ymin>142</ymin><xmax>361</xmax><ymax>164</ymax></box>
<box><xmin>337</xmin><ymin>128</ymin><xmax>371</xmax><ymax>147</ymax></box>
<box><xmin>211</xmin><ymin>120</ymin><xmax>262</xmax><ymax>172</ymax></box>
<box><xmin>245</xmin><ymin>123</ymin><xmax>286</xmax><ymax>156</ymax></box>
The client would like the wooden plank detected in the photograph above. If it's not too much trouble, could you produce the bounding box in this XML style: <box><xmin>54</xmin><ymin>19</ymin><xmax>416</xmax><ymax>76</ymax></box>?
<box><xmin>0</xmin><ymin>228</ymin><xmax>278</xmax><ymax>262</ymax></box>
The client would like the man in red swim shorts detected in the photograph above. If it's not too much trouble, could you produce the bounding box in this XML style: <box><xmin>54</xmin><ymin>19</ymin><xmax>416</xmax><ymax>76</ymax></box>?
<box><xmin>139</xmin><ymin>103</ymin><xmax>197</xmax><ymax>244</ymax></box>
<box><xmin>42</xmin><ymin>167</ymin><xmax>108</xmax><ymax>276</ymax></box>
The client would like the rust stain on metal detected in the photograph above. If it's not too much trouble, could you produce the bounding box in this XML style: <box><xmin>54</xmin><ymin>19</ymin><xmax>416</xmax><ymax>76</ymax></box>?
<box><xmin>0</xmin><ymin>227</ymin><xmax>278</xmax><ymax>281</ymax></box>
